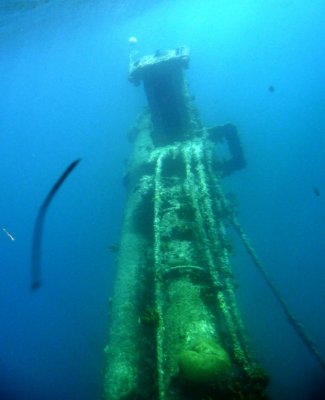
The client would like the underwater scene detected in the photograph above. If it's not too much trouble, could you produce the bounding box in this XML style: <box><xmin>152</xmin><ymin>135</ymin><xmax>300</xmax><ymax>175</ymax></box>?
<box><xmin>1</xmin><ymin>1</ymin><xmax>325</xmax><ymax>399</ymax></box>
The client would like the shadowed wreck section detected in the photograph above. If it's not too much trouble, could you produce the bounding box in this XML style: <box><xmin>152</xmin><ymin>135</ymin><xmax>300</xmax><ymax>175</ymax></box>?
<box><xmin>103</xmin><ymin>47</ymin><xmax>268</xmax><ymax>400</ymax></box>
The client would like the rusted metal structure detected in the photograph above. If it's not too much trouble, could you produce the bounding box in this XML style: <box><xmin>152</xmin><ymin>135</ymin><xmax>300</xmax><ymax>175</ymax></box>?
<box><xmin>103</xmin><ymin>47</ymin><xmax>268</xmax><ymax>400</ymax></box>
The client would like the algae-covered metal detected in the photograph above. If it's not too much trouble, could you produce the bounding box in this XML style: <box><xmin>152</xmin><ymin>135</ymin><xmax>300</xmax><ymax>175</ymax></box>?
<box><xmin>104</xmin><ymin>48</ymin><xmax>268</xmax><ymax>400</ymax></box>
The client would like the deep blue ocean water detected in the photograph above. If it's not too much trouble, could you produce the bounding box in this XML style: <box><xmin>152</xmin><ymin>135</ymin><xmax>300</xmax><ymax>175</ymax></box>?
<box><xmin>1</xmin><ymin>1</ymin><xmax>324</xmax><ymax>399</ymax></box>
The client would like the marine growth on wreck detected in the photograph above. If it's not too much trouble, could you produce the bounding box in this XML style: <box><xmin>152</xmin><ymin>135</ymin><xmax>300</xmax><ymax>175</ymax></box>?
<box><xmin>103</xmin><ymin>47</ymin><xmax>269</xmax><ymax>400</ymax></box>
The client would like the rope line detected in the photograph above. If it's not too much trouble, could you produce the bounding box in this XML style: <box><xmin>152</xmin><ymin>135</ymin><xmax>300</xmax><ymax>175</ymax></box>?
<box><xmin>229</xmin><ymin>214</ymin><xmax>325</xmax><ymax>372</ymax></box>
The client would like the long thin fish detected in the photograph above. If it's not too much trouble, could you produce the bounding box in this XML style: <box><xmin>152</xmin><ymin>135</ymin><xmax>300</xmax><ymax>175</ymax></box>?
<box><xmin>31</xmin><ymin>159</ymin><xmax>81</xmax><ymax>290</ymax></box>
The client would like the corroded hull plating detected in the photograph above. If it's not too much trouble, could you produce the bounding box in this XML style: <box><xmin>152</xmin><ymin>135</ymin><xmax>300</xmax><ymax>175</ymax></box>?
<box><xmin>104</xmin><ymin>48</ymin><xmax>268</xmax><ymax>400</ymax></box>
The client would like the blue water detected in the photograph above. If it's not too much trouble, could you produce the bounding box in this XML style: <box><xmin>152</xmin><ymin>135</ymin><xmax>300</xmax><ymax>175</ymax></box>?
<box><xmin>1</xmin><ymin>1</ymin><xmax>324</xmax><ymax>399</ymax></box>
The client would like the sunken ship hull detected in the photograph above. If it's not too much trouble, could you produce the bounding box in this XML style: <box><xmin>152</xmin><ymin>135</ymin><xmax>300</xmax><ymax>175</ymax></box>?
<box><xmin>103</xmin><ymin>48</ymin><xmax>268</xmax><ymax>400</ymax></box>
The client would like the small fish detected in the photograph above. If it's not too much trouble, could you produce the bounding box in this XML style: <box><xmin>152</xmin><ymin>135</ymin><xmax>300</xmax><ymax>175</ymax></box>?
<box><xmin>313</xmin><ymin>187</ymin><xmax>320</xmax><ymax>197</ymax></box>
<box><xmin>108</xmin><ymin>244</ymin><xmax>119</xmax><ymax>253</ymax></box>
<box><xmin>268</xmin><ymin>85</ymin><xmax>275</xmax><ymax>93</ymax></box>
<box><xmin>2</xmin><ymin>227</ymin><xmax>15</xmax><ymax>241</ymax></box>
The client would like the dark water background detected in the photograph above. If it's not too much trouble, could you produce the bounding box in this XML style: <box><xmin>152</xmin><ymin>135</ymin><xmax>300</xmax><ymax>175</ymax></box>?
<box><xmin>1</xmin><ymin>1</ymin><xmax>324</xmax><ymax>399</ymax></box>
